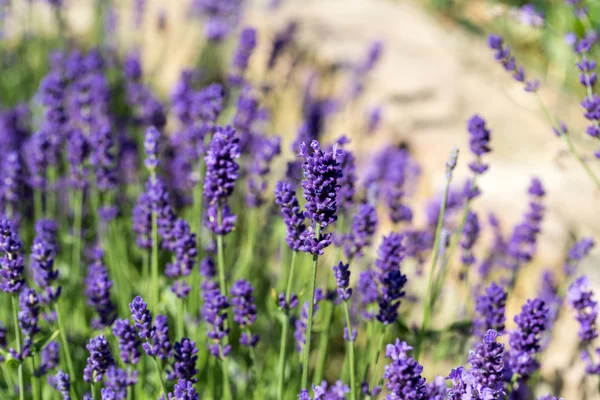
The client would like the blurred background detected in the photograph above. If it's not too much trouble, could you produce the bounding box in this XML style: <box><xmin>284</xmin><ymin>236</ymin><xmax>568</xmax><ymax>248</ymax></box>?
<box><xmin>2</xmin><ymin>0</ymin><xmax>600</xmax><ymax>397</ymax></box>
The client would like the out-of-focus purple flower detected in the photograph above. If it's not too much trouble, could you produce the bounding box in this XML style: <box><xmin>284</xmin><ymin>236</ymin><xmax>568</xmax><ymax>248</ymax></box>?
<box><xmin>191</xmin><ymin>0</ymin><xmax>243</xmax><ymax>41</ymax></box>
<box><xmin>203</xmin><ymin>288</ymin><xmax>231</xmax><ymax>358</ymax></box>
<box><xmin>133</xmin><ymin>0</ymin><xmax>146</xmax><ymax>29</ymax></box>
<box><xmin>403</xmin><ymin>229</ymin><xmax>433</xmax><ymax>275</ymax></box>
<box><xmin>567</xmin><ymin>276</ymin><xmax>598</xmax><ymax>342</ymax></box>
<box><xmin>508</xmin><ymin>298</ymin><xmax>548</xmax><ymax>379</ymax></box>
<box><xmin>333</xmin><ymin>136</ymin><xmax>356</xmax><ymax>214</ymax></box>
<box><xmin>85</xmin><ymin>248</ymin><xmax>116</xmax><ymax>329</ymax></box>
<box><xmin>170</xmin><ymin>379</ymin><xmax>200</xmax><ymax>400</ymax></box>
<box><xmin>112</xmin><ymin>319</ymin><xmax>142</xmax><ymax>365</ymax></box>
<box><xmin>145</xmin><ymin>176</ymin><xmax>177</xmax><ymax>249</ymax></box>
<box><xmin>144</xmin><ymin>126</ymin><xmax>161</xmax><ymax>172</ymax></box>
<box><xmin>149</xmin><ymin>315</ymin><xmax>172</xmax><ymax>361</ymax></box>
<box><xmin>204</xmin><ymin>125</ymin><xmax>241</xmax><ymax>206</ymax></box>
<box><xmin>17</xmin><ymin>288</ymin><xmax>41</xmax><ymax>356</ymax></box>
<box><xmin>299</xmin><ymin>140</ymin><xmax>343</xmax><ymax>255</ymax></box>
<box><xmin>333</xmin><ymin>261</ymin><xmax>352</xmax><ymax>302</ymax></box>
<box><xmin>357</xmin><ymin>268</ymin><xmax>379</xmax><ymax>320</ymax></box>
<box><xmin>467</xmin><ymin>115</ymin><xmax>492</xmax><ymax>174</ymax></box>
<box><xmin>0</xmin><ymin>218</ymin><xmax>25</xmax><ymax>293</ymax></box>
<box><xmin>104</xmin><ymin>366</ymin><xmax>137</xmax><ymax>400</ymax></box>
<box><xmin>366</xmin><ymin>106</ymin><xmax>382</xmax><ymax>135</ymax></box>
<box><xmin>460</xmin><ymin>211</ymin><xmax>480</xmax><ymax>267</ymax></box>
<box><xmin>231</xmin><ymin>279</ymin><xmax>259</xmax><ymax>347</ymax></box>
<box><xmin>425</xmin><ymin>376</ymin><xmax>446</xmax><ymax>400</ymax></box>
<box><xmin>515</xmin><ymin>4</ymin><xmax>544</xmax><ymax>28</ymax></box>
<box><xmin>488</xmin><ymin>34</ymin><xmax>540</xmax><ymax>92</ymax></box>
<box><xmin>275</xmin><ymin>180</ymin><xmax>307</xmax><ymax>252</ymax></box>
<box><xmin>171</xmin><ymin>338</ymin><xmax>199</xmax><ymax>383</ymax></box>
<box><xmin>90</xmin><ymin>122</ymin><xmax>117</xmax><ymax>192</ymax></box>
<box><xmin>507</xmin><ymin>178</ymin><xmax>545</xmax><ymax>274</ymax></box>
<box><xmin>268</xmin><ymin>22</ymin><xmax>297</xmax><ymax>70</ymax></box>
<box><xmin>49</xmin><ymin>370</ymin><xmax>71</xmax><ymax>400</ymax></box>
<box><xmin>31</xmin><ymin>219</ymin><xmax>60</xmax><ymax>305</ymax></box>
<box><xmin>295</xmin><ymin>289</ymin><xmax>324</xmax><ymax>354</ymax></box>
<box><xmin>165</xmin><ymin>219</ymin><xmax>197</xmax><ymax>298</ymax></box>
<box><xmin>537</xmin><ymin>395</ymin><xmax>563</xmax><ymax>400</ymax></box>
<box><xmin>36</xmin><ymin>341</ymin><xmax>60</xmax><ymax>376</ymax></box>
<box><xmin>0</xmin><ymin>151</ymin><xmax>21</xmax><ymax>212</ymax></box>
<box><xmin>474</xmin><ymin>282</ymin><xmax>507</xmax><ymax>337</ymax></box>
<box><xmin>132</xmin><ymin>191</ymin><xmax>153</xmax><ymax>250</ymax></box>
<box><xmin>83</xmin><ymin>335</ymin><xmax>115</xmax><ymax>383</ymax></box>
<box><xmin>230</xmin><ymin>27</ymin><xmax>257</xmax><ymax>86</ymax></box>
<box><xmin>564</xmin><ymin>238</ymin><xmax>594</xmax><ymax>276</ymax></box>
<box><xmin>375</xmin><ymin>233</ymin><xmax>407</xmax><ymax>325</ymax></box>
<box><xmin>344</xmin><ymin>202</ymin><xmax>378</xmax><ymax>260</ymax></box>
<box><xmin>382</xmin><ymin>339</ymin><xmax>426</xmax><ymax>400</ymax></box>
<box><xmin>246</xmin><ymin>135</ymin><xmax>281</xmax><ymax>207</ymax></box>
<box><xmin>66</xmin><ymin>129</ymin><xmax>90</xmax><ymax>190</ymax></box>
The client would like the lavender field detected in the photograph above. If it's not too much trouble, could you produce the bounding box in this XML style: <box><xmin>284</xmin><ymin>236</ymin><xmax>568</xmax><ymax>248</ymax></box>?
<box><xmin>0</xmin><ymin>0</ymin><xmax>599</xmax><ymax>399</ymax></box>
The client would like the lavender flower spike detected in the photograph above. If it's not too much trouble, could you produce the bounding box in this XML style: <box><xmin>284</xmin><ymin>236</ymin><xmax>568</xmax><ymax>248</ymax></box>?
<box><xmin>488</xmin><ymin>34</ymin><xmax>540</xmax><ymax>92</ymax></box>
<box><xmin>375</xmin><ymin>233</ymin><xmax>407</xmax><ymax>325</ymax></box>
<box><xmin>344</xmin><ymin>202</ymin><xmax>378</xmax><ymax>260</ymax></box>
<box><xmin>229</xmin><ymin>27</ymin><xmax>257</xmax><ymax>86</ymax></box>
<box><xmin>83</xmin><ymin>335</ymin><xmax>115</xmax><ymax>383</ymax></box>
<box><xmin>299</xmin><ymin>140</ymin><xmax>343</xmax><ymax>255</ymax></box>
<box><xmin>508</xmin><ymin>298</ymin><xmax>548</xmax><ymax>379</ymax></box>
<box><xmin>231</xmin><ymin>279</ymin><xmax>259</xmax><ymax>347</ymax></box>
<box><xmin>0</xmin><ymin>217</ymin><xmax>25</xmax><ymax>293</ymax></box>
<box><xmin>275</xmin><ymin>180</ymin><xmax>307</xmax><ymax>251</ymax></box>
<box><xmin>474</xmin><ymin>281</ymin><xmax>507</xmax><ymax>337</ymax></box>
<box><xmin>469</xmin><ymin>330</ymin><xmax>505</xmax><ymax>399</ymax></box>
<box><xmin>567</xmin><ymin>276</ymin><xmax>598</xmax><ymax>342</ymax></box>
<box><xmin>383</xmin><ymin>339</ymin><xmax>427</xmax><ymax>400</ymax></box>
<box><xmin>467</xmin><ymin>115</ymin><xmax>492</xmax><ymax>174</ymax></box>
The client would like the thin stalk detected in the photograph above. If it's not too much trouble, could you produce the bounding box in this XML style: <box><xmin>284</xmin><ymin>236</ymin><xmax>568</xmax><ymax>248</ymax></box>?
<box><xmin>11</xmin><ymin>296</ymin><xmax>24</xmax><ymax>400</ymax></box>
<box><xmin>216</xmin><ymin>206</ymin><xmax>228</xmax><ymax>297</ymax></box>
<box><xmin>71</xmin><ymin>189</ymin><xmax>83</xmax><ymax>286</ymax></box>
<box><xmin>151</xmin><ymin>357</ymin><xmax>167</xmax><ymax>397</ymax></box>
<box><xmin>34</xmin><ymin>189</ymin><xmax>43</xmax><ymax>223</ymax></box>
<box><xmin>277</xmin><ymin>251</ymin><xmax>297</xmax><ymax>400</ymax></box>
<box><xmin>47</xmin><ymin>166</ymin><xmax>57</xmax><ymax>218</ymax></box>
<box><xmin>237</xmin><ymin>208</ymin><xmax>257</xmax><ymax>279</ymax></box>
<box><xmin>343</xmin><ymin>302</ymin><xmax>357</xmax><ymax>400</ymax></box>
<box><xmin>177</xmin><ymin>297</ymin><xmax>185</xmax><ymax>340</ymax></box>
<box><xmin>313</xmin><ymin>300</ymin><xmax>333</xmax><ymax>384</ymax></box>
<box><xmin>221</xmin><ymin>359</ymin><xmax>232</xmax><ymax>400</ymax></box>
<box><xmin>55</xmin><ymin>303</ymin><xmax>79</xmax><ymax>399</ymax></box>
<box><xmin>367</xmin><ymin>324</ymin><xmax>386</xmax><ymax>397</ymax></box>
<box><xmin>1</xmin><ymin>363</ymin><xmax>14</xmax><ymax>393</ymax></box>
<box><xmin>151</xmin><ymin>210</ymin><xmax>159</xmax><ymax>312</ymax></box>
<box><xmin>535</xmin><ymin>93</ymin><xmax>600</xmax><ymax>190</ymax></box>
<box><xmin>91</xmin><ymin>383</ymin><xmax>97</xmax><ymax>400</ymax></box>
<box><xmin>415</xmin><ymin>170</ymin><xmax>453</xmax><ymax>360</ymax></box>
<box><xmin>301</xmin><ymin>226</ymin><xmax>321</xmax><ymax>390</ymax></box>
<box><xmin>29</xmin><ymin>357</ymin><xmax>40</xmax><ymax>400</ymax></box>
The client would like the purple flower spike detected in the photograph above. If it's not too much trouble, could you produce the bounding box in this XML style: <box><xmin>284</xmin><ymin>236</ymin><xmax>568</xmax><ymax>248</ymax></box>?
<box><xmin>229</xmin><ymin>27</ymin><xmax>258</xmax><ymax>86</ymax></box>
<box><xmin>170</xmin><ymin>379</ymin><xmax>200</xmax><ymax>400</ymax></box>
<box><xmin>129</xmin><ymin>296</ymin><xmax>155</xmax><ymax>340</ymax></box>
<box><xmin>112</xmin><ymin>319</ymin><xmax>142</xmax><ymax>365</ymax></box>
<box><xmin>31</xmin><ymin>219</ymin><xmax>60</xmax><ymax>304</ymax></box>
<box><xmin>49</xmin><ymin>370</ymin><xmax>70</xmax><ymax>399</ymax></box>
<box><xmin>275</xmin><ymin>180</ymin><xmax>307</xmax><ymax>252</ymax></box>
<box><xmin>564</xmin><ymin>238</ymin><xmax>594</xmax><ymax>277</ymax></box>
<box><xmin>231</xmin><ymin>279</ymin><xmax>259</xmax><ymax>347</ymax></box>
<box><xmin>344</xmin><ymin>202</ymin><xmax>378</xmax><ymax>260</ymax></box>
<box><xmin>83</xmin><ymin>335</ymin><xmax>114</xmax><ymax>383</ymax></box>
<box><xmin>383</xmin><ymin>339</ymin><xmax>427</xmax><ymax>400</ymax></box>
<box><xmin>375</xmin><ymin>233</ymin><xmax>407</xmax><ymax>325</ymax></box>
<box><xmin>508</xmin><ymin>298</ymin><xmax>548</xmax><ymax>379</ymax></box>
<box><xmin>467</xmin><ymin>115</ymin><xmax>492</xmax><ymax>174</ymax></box>
<box><xmin>474</xmin><ymin>282</ymin><xmax>507</xmax><ymax>337</ymax></box>
<box><xmin>469</xmin><ymin>330</ymin><xmax>505</xmax><ymax>399</ymax></box>
<box><xmin>144</xmin><ymin>126</ymin><xmax>161</xmax><ymax>171</ymax></box>
<box><xmin>1</xmin><ymin>151</ymin><xmax>22</xmax><ymax>210</ymax></box>
<box><xmin>333</xmin><ymin>261</ymin><xmax>352</xmax><ymax>302</ymax></box>
<box><xmin>171</xmin><ymin>338</ymin><xmax>199</xmax><ymax>383</ymax></box>
<box><xmin>567</xmin><ymin>276</ymin><xmax>598</xmax><ymax>342</ymax></box>
<box><xmin>203</xmin><ymin>125</ymin><xmax>240</xmax><ymax>205</ymax></box>
<box><xmin>299</xmin><ymin>140</ymin><xmax>343</xmax><ymax>255</ymax></box>
<box><xmin>85</xmin><ymin>248</ymin><xmax>116</xmax><ymax>329</ymax></box>
<box><xmin>460</xmin><ymin>211</ymin><xmax>480</xmax><ymax>267</ymax></box>
<box><xmin>203</xmin><ymin>288</ymin><xmax>231</xmax><ymax>359</ymax></box>
<box><xmin>0</xmin><ymin>217</ymin><xmax>25</xmax><ymax>293</ymax></box>
<box><xmin>488</xmin><ymin>34</ymin><xmax>540</xmax><ymax>92</ymax></box>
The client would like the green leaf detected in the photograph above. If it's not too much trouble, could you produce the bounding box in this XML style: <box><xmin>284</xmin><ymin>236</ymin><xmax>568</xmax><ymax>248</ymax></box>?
<box><xmin>33</xmin><ymin>329</ymin><xmax>60</xmax><ymax>354</ymax></box>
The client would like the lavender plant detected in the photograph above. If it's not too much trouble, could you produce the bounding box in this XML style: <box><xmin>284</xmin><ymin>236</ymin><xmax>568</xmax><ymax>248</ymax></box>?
<box><xmin>0</xmin><ymin>2</ymin><xmax>598</xmax><ymax>400</ymax></box>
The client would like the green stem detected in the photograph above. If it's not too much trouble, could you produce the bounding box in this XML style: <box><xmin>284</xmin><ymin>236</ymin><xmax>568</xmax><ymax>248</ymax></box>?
<box><xmin>34</xmin><ymin>189</ymin><xmax>43</xmax><ymax>223</ymax></box>
<box><xmin>221</xmin><ymin>358</ymin><xmax>232</xmax><ymax>400</ymax></box>
<box><xmin>313</xmin><ymin>300</ymin><xmax>333</xmax><ymax>384</ymax></box>
<box><xmin>343</xmin><ymin>302</ymin><xmax>357</xmax><ymax>400</ymax></box>
<box><xmin>177</xmin><ymin>297</ymin><xmax>185</xmax><ymax>340</ymax></box>
<box><xmin>1</xmin><ymin>363</ymin><xmax>14</xmax><ymax>394</ymax></box>
<box><xmin>55</xmin><ymin>303</ymin><xmax>79</xmax><ymax>399</ymax></box>
<box><xmin>12</xmin><ymin>296</ymin><xmax>24</xmax><ymax>400</ymax></box>
<box><xmin>151</xmin><ymin>209</ymin><xmax>159</xmax><ymax>312</ymax></box>
<box><xmin>216</xmin><ymin>207</ymin><xmax>228</xmax><ymax>298</ymax></box>
<box><xmin>415</xmin><ymin>168</ymin><xmax>453</xmax><ymax>360</ymax></box>
<box><xmin>367</xmin><ymin>324</ymin><xmax>386</xmax><ymax>396</ymax></box>
<box><xmin>277</xmin><ymin>251</ymin><xmax>297</xmax><ymax>400</ymax></box>
<box><xmin>47</xmin><ymin>166</ymin><xmax>57</xmax><ymax>218</ymax></box>
<box><xmin>71</xmin><ymin>189</ymin><xmax>83</xmax><ymax>287</ymax></box>
<box><xmin>29</xmin><ymin>357</ymin><xmax>40</xmax><ymax>400</ymax></box>
<box><xmin>237</xmin><ymin>209</ymin><xmax>257</xmax><ymax>279</ymax></box>
<box><xmin>152</xmin><ymin>357</ymin><xmax>167</xmax><ymax>397</ymax></box>
<box><xmin>536</xmin><ymin>93</ymin><xmax>600</xmax><ymax>190</ymax></box>
<box><xmin>301</xmin><ymin>226</ymin><xmax>321</xmax><ymax>390</ymax></box>
<box><xmin>91</xmin><ymin>383</ymin><xmax>97</xmax><ymax>400</ymax></box>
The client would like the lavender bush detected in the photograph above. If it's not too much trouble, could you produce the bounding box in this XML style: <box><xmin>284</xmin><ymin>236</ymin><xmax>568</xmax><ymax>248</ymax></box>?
<box><xmin>0</xmin><ymin>1</ymin><xmax>597</xmax><ymax>400</ymax></box>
